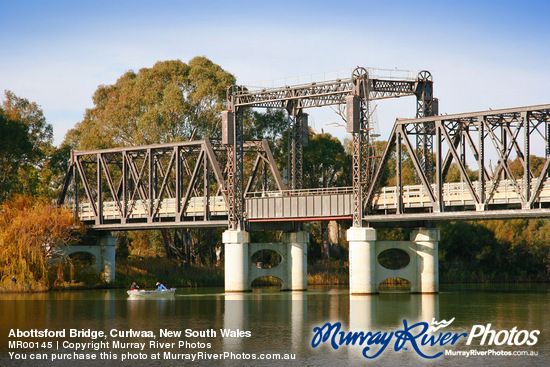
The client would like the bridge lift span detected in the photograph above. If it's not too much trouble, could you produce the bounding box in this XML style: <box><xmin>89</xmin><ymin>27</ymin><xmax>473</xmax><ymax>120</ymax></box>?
<box><xmin>223</xmin><ymin>67</ymin><xmax>436</xmax><ymax>230</ymax></box>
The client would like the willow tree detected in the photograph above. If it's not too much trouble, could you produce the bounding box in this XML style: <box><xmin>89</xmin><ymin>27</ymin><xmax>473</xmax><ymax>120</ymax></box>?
<box><xmin>0</xmin><ymin>196</ymin><xmax>83</xmax><ymax>290</ymax></box>
<box><xmin>65</xmin><ymin>57</ymin><xmax>235</xmax><ymax>149</ymax></box>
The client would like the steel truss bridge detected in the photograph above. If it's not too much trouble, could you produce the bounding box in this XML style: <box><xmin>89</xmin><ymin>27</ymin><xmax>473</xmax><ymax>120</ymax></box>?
<box><xmin>223</xmin><ymin>67</ymin><xmax>436</xmax><ymax>229</ymax></box>
<box><xmin>58</xmin><ymin>67</ymin><xmax>550</xmax><ymax>230</ymax></box>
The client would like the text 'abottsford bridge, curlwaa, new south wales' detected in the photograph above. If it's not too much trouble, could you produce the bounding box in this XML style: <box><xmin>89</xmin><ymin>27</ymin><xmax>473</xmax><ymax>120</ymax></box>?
<box><xmin>57</xmin><ymin>67</ymin><xmax>550</xmax><ymax>294</ymax></box>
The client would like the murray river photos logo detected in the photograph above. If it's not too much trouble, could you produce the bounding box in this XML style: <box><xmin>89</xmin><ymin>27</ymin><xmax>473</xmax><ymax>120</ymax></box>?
<box><xmin>311</xmin><ymin>318</ymin><xmax>540</xmax><ymax>359</ymax></box>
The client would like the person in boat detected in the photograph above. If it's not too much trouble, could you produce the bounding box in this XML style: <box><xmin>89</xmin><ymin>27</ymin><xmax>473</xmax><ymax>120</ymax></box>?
<box><xmin>156</xmin><ymin>282</ymin><xmax>167</xmax><ymax>290</ymax></box>
<box><xmin>130</xmin><ymin>282</ymin><xmax>139</xmax><ymax>290</ymax></box>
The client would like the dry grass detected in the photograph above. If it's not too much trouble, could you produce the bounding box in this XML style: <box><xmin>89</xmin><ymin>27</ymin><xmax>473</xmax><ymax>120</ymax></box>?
<box><xmin>115</xmin><ymin>257</ymin><xmax>224</xmax><ymax>288</ymax></box>
<box><xmin>307</xmin><ymin>260</ymin><xmax>349</xmax><ymax>285</ymax></box>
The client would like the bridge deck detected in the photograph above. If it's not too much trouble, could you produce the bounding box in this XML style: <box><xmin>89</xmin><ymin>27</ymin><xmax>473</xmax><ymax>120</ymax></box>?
<box><xmin>73</xmin><ymin>179</ymin><xmax>550</xmax><ymax>229</ymax></box>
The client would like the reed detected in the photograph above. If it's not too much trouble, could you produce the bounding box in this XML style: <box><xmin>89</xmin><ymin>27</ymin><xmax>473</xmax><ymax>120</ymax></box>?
<box><xmin>114</xmin><ymin>257</ymin><xmax>224</xmax><ymax>288</ymax></box>
<box><xmin>116</xmin><ymin>258</ymin><xmax>350</xmax><ymax>288</ymax></box>
<box><xmin>307</xmin><ymin>260</ymin><xmax>349</xmax><ymax>285</ymax></box>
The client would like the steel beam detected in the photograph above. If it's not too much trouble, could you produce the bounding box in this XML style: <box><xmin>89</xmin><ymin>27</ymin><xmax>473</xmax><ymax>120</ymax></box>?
<box><xmin>226</xmin><ymin>66</ymin><xmax>427</xmax><ymax>229</ymax></box>
<box><xmin>59</xmin><ymin>139</ymin><xmax>284</xmax><ymax>229</ymax></box>
<box><xmin>366</xmin><ymin>104</ymin><xmax>550</xmax><ymax>220</ymax></box>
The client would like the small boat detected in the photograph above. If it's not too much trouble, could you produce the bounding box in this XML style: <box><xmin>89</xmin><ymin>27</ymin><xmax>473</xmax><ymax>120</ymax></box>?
<box><xmin>127</xmin><ymin>288</ymin><xmax>177</xmax><ymax>298</ymax></box>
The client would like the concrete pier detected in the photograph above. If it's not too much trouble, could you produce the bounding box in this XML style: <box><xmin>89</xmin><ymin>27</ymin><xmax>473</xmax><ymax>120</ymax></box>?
<box><xmin>282</xmin><ymin>231</ymin><xmax>308</xmax><ymax>291</ymax></box>
<box><xmin>412</xmin><ymin>228</ymin><xmax>440</xmax><ymax>293</ymax></box>
<box><xmin>223</xmin><ymin>230</ymin><xmax>251</xmax><ymax>292</ymax></box>
<box><xmin>347</xmin><ymin>227</ymin><xmax>440</xmax><ymax>294</ymax></box>
<box><xmin>61</xmin><ymin>235</ymin><xmax>117</xmax><ymax>282</ymax></box>
<box><xmin>347</xmin><ymin>227</ymin><xmax>377</xmax><ymax>294</ymax></box>
<box><xmin>223</xmin><ymin>230</ymin><xmax>309</xmax><ymax>292</ymax></box>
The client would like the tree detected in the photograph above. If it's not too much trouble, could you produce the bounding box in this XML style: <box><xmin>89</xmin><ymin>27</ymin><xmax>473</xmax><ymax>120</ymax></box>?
<box><xmin>64</xmin><ymin>57</ymin><xmax>236</xmax><ymax>149</ymax></box>
<box><xmin>2</xmin><ymin>91</ymin><xmax>53</xmax><ymax>154</ymax></box>
<box><xmin>509</xmin><ymin>155</ymin><xmax>546</xmax><ymax>178</ymax></box>
<box><xmin>303</xmin><ymin>132</ymin><xmax>350</xmax><ymax>189</ymax></box>
<box><xmin>63</xmin><ymin>57</ymin><xmax>236</xmax><ymax>261</ymax></box>
<box><xmin>0</xmin><ymin>111</ymin><xmax>33</xmax><ymax>201</ymax></box>
<box><xmin>246</xmin><ymin>109</ymin><xmax>289</xmax><ymax>143</ymax></box>
<box><xmin>0</xmin><ymin>196</ymin><xmax>84</xmax><ymax>290</ymax></box>
<box><xmin>0</xmin><ymin>91</ymin><xmax>54</xmax><ymax>201</ymax></box>
<box><xmin>302</xmin><ymin>132</ymin><xmax>350</xmax><ymax>260</ymax></box>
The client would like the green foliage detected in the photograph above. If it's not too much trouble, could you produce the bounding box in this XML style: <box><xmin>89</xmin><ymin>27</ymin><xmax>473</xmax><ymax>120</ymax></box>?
<box><xmin>368</xmin><ymin>140</ymin><xmax>416</xmax><ymax>186</ymax></box>
<box><xmin>42</xmin><ymin>144</ymin><xmax>73</xmax><ymax>200</ymax></box>
<box><xmin>251</xmin><ymin>250</ymin><xmax>281</xmax><ymax>269</ymax></box>
<box><xmin>0</xmin><ymin>112</ymin><xmax>33</xmax><ymax>201</ymax></box>
<box><xmin>246</xmin><ymin>109</ymin><xmax>289</xmax><ymax>142</ymax></box>
<box><xmin>60</xmin><ymin>57</ymin><xmax>237</xmax><ymax>262</ymax></box>
<box><xmin>0</xmin><ymin>92</ymin><xmax>55</xmax><ymax>201</ymax></box>
<box><xmin>438</xmin><ymin>219</ymin><xmax>550</xmax><ymax>282</ymax></box>
<box><xmin>114</xmin><ymin>257</ymin><xmax>224</xmax><ymax>288</ymax></box>
<box><xmin>126</xmin><ymin>230</ymin><xmax>166</xmax><ymax>258</ymax></box>
<box><xmin>444</xmin><ymin>162</ymin><xmax>477</xmax><ymax>183</ymax></box>
<box><xmin>377</xmin><ymin>249</ymin><xmax>410</xmax><ymax>270</ymax></box>
<box><xmin>509</xmin><ymin>155</ymin><xmax>546</xmax><ymax>178</ymax></box>
<box><xmin>64</xmin><ymin>57</ymin><xmax>235</xmax><ymax>149</ymax></box>
<box><xmin>2</xmin><ymin>91</ymin><xmax>53</xmax><ymax>154</ymax></box>
<box><xmin>303</xmin><ymin>132</ymin><xmax>351</xmax><ymax>188</ymax></box>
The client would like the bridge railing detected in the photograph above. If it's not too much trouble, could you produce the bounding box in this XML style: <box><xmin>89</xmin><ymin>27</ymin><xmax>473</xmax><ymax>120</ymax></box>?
<box><xmin>373</xmin><ymin>179</ymin><xmax>550</xmax><ymax>208</ymax></box>
<box><xmin>73</xmin><ymin>196</ymin><xmax>227</xmax><ymax>221</ymax></box>
<box><xmin>246</xmin><ymin>186</ymin><xmax>353</xmax><ymax>198</ymax></box>
<box><xmin>71</xmin><ymin>178</ymin><xmax>550</xmax><ymax>224</ymax></box>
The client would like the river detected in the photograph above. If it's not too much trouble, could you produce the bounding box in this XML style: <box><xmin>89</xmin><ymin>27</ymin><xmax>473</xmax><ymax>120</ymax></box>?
<box><xmin>1</xmin><ymin>284</ymin><xmax>548</xmax><ymax>366</ymax></box>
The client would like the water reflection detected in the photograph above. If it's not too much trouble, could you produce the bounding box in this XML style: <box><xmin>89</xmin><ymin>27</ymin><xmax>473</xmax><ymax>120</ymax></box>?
<box><xmin>349</xmin><ymin>293</ymin><xmax>438</xmax><ymax>330</ymax></box>
<box><xmin>346</xmin><ymin>293</ymin><xmax>438</xmax><ymax>362</ymax></box>
<box><xmin>223</xmin><ymin>293</ymin><xmax>247</xmax><ymax>350</ymax></box>
<box><xmin>290</xmin><ymin>292</ymin><xmax>307</xmax><ymax>354</ymax></box>
<box><xmin>0</xmin><ymin>285</ymin><xmax>548</xmax><ymax>366</ymax></box>
<box><xmin>222</xmin><ymin>290</ymin><xmax>309</xmax><ymax>355</ymax></box>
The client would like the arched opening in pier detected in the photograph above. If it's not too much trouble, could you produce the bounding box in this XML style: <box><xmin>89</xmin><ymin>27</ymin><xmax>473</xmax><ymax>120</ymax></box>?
<box><xmin>251</xmin><ymin>250</ymin><xmax>282</xmax><ymax>269</ymax></box>
<box><xmin>378</xmin><ymin>277</ymin><xmax>411</xmax><ymax>292</ymax></box>
<box><xmin>377</xmin><ymin>249</ymin><xmax>410</xmax><ymax>270</ymax></box>
<box><xmin>67</xmin><ymin>252</ymin><xmax>98</xmax><ymax>283</ymax></box>
<box><xmin>69</xmin><ymin>252</ymin><xmax>96</xmax><ymax>267</ymax></box>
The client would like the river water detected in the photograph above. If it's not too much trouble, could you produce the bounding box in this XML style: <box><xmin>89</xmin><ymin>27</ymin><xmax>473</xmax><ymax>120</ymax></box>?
<box><xmin>1</xmin><ymin>284</ymin><xmax>548</xmax><ymax>366</ymax></box>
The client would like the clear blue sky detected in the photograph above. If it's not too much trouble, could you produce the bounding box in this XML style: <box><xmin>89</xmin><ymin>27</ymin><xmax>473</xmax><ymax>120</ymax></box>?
<box><xmin>1</xmin><ymin>0</ymin><xmax>549</xmax><ymax>145</ymax></box>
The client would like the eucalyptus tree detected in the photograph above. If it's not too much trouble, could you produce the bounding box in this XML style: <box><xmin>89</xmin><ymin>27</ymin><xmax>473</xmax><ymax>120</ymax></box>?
<box><xmin>302</xmin><ymin>132</ymin><xmax>351</xmax><ymax>260</ymax></box>
<box><xmin>0</xmin><ymin>91</ymin><xmax>54</xmax><ymax>201</ymax></box>
<box><xmin>65</xmin><ymin>57</ymin><xmax>235</xmax><ymax>149</ymax></box>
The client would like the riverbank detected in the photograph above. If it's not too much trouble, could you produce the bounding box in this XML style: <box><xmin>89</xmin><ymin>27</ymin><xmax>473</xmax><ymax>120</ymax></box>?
<box><xmin>2</xmin><ymin>256</ymin><xmax>548</xmax><ymax>293</ymax></box>
<box><xmin>0</xmin><ymin>257</ymin><xmax>350</xmax><ymax>292</ymax></box>
<box><xmin>113</xmin><ymin>257</ymin><xmax>350</xmax><ymax>289</ymax></box>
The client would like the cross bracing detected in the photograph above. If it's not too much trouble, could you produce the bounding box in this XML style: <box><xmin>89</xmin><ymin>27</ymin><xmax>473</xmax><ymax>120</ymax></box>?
<box><xmin>227</xmin><ymin>78</ymin><xmax>419</xmax><ymax>109</ymax></box>
<box><xmin>366</xmin><ymin>104</ymin><xmax>550</xmax><ymax>220</ymax></box>
<box><xmin>224</xmin><ymin>67</ymin><xmax>435</xmax><ymax>229</ymax></box>
<box><xmin>58</xmin><ymin>139</ymin><xmax>285</xmax><ymax>229</ymax></box>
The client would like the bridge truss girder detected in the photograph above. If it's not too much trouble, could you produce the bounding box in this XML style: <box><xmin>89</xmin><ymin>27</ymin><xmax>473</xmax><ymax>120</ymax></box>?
<box><xmin>225</xmin><ymin>67</ymin><xmax>434</xmax><ymax>229</ymax></box>
<box><xmin>58</xmin><ymin>139</ymin><xmax>284</xmax><ymax>230</ymax></box>
<box><xmin>366</xmin><ymin>104</ymin><xmax>550</xmax><ymax>220</ymax></box>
